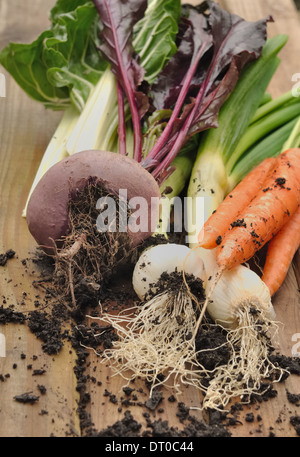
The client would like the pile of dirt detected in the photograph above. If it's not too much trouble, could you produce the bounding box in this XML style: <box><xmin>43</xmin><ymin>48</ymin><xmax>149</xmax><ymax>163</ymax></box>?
<box><xmin>91</xmin><ymin>403</ymin><xmax>231</xmax><ymax>437</ymax></box>
<box><xmin>1</xmin><ymin>246</ymin><xmax>300</xmax><ymax>437</ymax></box>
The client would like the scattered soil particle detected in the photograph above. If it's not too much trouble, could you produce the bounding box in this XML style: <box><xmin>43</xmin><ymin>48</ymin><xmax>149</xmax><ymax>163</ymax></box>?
<box><xmin>290</xmin><ymin>416</ymin><xmax>300</xmax><ymax>436</ymax></box>
<box><xmin>37</xmin><ymin>385</ymin><xmax>47</xmax><ymax>395</ymax></box>
<box><xmin>245</xmin><ymin>413</ymin><xmax>255</xmax><ymax>423</ymax></box>
<box><xmin>231</xmin><ymin>218</ymin><xmax>247</xmax><ymax>228</ymax></box>
<box><xmin>275</xmin><ymin>177</ymin><xmax>286</xmax><ymax>188</ymax></box>
<box><xmin>215</xmin><ymin>235</ymin><xmax>222</xmax><ymax>245</ymax></box>
<box><xmin>90</xmin><ymin>401</ymin><xmax>231</xmax><ymax>437</ymax></box>
<box><xmin>0</xmin><ymin>305</ymin><xmax>26</xmax><ymax>324</ymax></box>
<box><xmin>32</xmin><ymin>369</ymin><xmax>46</xmax><ymax>376</ymax></box>
<box><xmin>104</xmin><ymin>389</ymin><xmax>118</xmax><ymax>404</ymax></box>
<box><xmin>286</xmin><ymin>390</ymin><xmax>300</xmax><ymax>406</ymax></box>
<box><xmin>13</xmin><ymin>393</ymin><xmax>39</xmax><ymax>404</ymax></box>
<box><xmin>270</xmin><ymin>354</ymin><xmax>300</xmax><ymax>377</ymax></box>
<box><xmin>123</xmin><ymin>386</ymin><xmax>134</xmax><ymax>396</ymax></box>
<box><xmin>27</xmin><ymin>310</ymin><xmax>65</xmax><ymax>355</ymax></box>
<box><xmin>145</xmin><ymin>390</ymin><xmax>163</xmax><ymax>411</ymax></box>
<box><xmin>92</xmin><ymin>410</ymin><xmax>142</xmax><ymax>437</ymax></box>
<box><xmin>195</xmin><ymin>321</ymin><xmax>230</xmax><ymax>374</ymax></box>
<box><xmin>0</xmin><ymin>249</ymin><xmax>16</xmax><ymax>266</ymax></box>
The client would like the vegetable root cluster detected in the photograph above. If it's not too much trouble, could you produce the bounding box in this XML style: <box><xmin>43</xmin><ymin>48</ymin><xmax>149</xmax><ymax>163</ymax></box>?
<box><xmin>52</xmin><ymin>180</ymin><xmax>135</xmax><ymax>309</ymax></box>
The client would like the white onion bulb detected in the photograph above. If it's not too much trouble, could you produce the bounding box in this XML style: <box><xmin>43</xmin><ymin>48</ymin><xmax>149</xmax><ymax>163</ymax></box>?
<box><xmin>132</xmin><ymin>243</ymin><xmax>205</xmax><ymax>300</ymax></box>
<box><xmin>207</xmin><ymin>264</ymin><xmax>276</xmax><ymax>329</ymax></box>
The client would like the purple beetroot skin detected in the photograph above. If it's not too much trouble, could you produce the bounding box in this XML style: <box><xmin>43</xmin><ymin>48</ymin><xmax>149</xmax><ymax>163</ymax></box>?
<box><xmin>26</xmin><ymin>150</ymin><xmax>161</xmax><ymax>253</ymax></box>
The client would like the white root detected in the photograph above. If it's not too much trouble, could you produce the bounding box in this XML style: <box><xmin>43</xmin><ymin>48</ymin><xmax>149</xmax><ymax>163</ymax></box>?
<box><xmin>88</xmin><ymin>245</ymin><xmax>286</xmax><ymax>411</ymax></box>
<box><xmin>200</xmin><ymin>303</ymin><xmax>287</xmax><ymax>411</ymax></box>
<box><xmin>96</xmin><ymin>289</ymin><xmax>204</xmax><ymax>397</ymax></box>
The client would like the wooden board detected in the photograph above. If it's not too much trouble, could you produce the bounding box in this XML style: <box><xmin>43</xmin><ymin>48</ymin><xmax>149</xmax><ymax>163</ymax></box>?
<box><xmin>0</xmin><ymin>0</ymin><xmax>300</xmax><ymax>438</ymax></box>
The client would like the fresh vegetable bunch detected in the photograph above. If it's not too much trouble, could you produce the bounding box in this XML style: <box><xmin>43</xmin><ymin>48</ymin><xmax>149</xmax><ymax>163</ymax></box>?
<box><xmin>0</xmin><ymin>0</ymin><xmax>280</xmax><ymax>291</ymax></box>
<box><xmin>2</xmin><ymin>0</ymin><xmax>300</xmax><ymax>411</ymax></box>
<box><xmin>1</xmin><ymin>0</ymin><xmax>274</xmax><ymax>219</ymax></box>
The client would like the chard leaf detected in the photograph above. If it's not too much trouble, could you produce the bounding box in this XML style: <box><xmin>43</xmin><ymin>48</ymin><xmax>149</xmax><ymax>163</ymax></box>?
<box><xmin>46</xmin><ymin>2</ymin><xmax>107</xmax><ymax>110</ymax></box>
<box><xmin>146</xmin><ymin>0</ymin><xmax>272</xmax><ymax>179</ymax></box>
<box><xmin>0</xmin><ymin>0</ymin><xmax>181</xmax><ymax>116</ymax></box>
<box><xmin>133</xmin><ymin>0</ymin><xmax>181</xmax><ymax>84</ymax></box>
<box><xmin>144</xmin><ymin>10</ymin><xmax>212</xmax><ymax>167</ymax></box>
<box><xmin>0</xmin><ymin>1</ymin><xmax>107</xmax><ymax>111</ymax></box>
<box><xmin>92</xmin><ymin>0</ymin><xmax>149</xmax><ymax>161</ymax></box>
<box><xmin>0</xmin><ymin>30</ymin><xmax>70</xmax><ymax>110</ymax></box>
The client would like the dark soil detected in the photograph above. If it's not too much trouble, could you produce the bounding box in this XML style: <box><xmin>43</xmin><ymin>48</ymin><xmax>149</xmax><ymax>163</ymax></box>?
<box><xmin>290</xmin><ymin>415</ymin><xmax>300</xmax><ymax>436</ymax></box>
<box><xmin>0</xmin><ymin>249</ymin><xmax>16</xmax><ymax>266</ymax></box>
<box><xmin>1</xmin><ymin>244</ymin><xmax>300</xmax><ymax>438</ymax></box>
<box><xmin>51</xmin><ymin>181</ymin><xmax>138</xmax><ymax>309</ymax></box>
<box><xmin>195</xmin><ymin>323</ymin><xmax>230</xmax><ymax>373</ymax></box>
<box><xmin>13</xmin><ymin>392</ymin><xmax>40</xmax><ymax>404</ymax></box>
<box><xmin>91</xmin><ymin>403</ymin><xmax>231</xmax><ymax>437</ymax></box>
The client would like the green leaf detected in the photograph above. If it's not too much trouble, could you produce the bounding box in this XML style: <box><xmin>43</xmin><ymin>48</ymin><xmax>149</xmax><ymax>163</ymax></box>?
<box><xmin>133</xmin><ymin>0</ymin><xmax>181</xmax><ymax>84</ymax></box>
<box><xmin>0</xmin><ymin>1</ymin><xmax>107</xmax><ymax>111</ymax></box>
<box><xmin>0</xmin><ymin>0</ymin><xmax>182</xmax><ymax>110</ymax></box>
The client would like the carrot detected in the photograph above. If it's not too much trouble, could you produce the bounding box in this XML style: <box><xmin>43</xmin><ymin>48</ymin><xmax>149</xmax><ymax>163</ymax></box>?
<box><xmin>261</xmin><ymin>205</ymin><xmax>300</xmax><ymax>296</ymax></box>
<box><xmin>216</xmin><ymin>148</ymin><xmax>300</xmax><ymax>270</ymax></box>
<box><xmin>198</xmin><ymin>157</ymin><xmax>276</xmax><ymax>249</ymax></box>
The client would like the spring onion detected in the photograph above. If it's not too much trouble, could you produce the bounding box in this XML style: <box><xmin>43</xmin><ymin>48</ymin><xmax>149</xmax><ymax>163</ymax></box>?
<box><xmin>187</xmin><ymin>34</ymin><xmax>289</xmax><ymax>243</ymax></box>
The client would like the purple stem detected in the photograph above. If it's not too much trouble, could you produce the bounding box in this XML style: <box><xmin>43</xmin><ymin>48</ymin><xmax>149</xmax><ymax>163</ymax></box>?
<box><xmin>152</xmin><ymin>43</ymin><xmax>228</xmax><ymax>180</ymax></box>
<box><xmin>117</xmin><ymin>81</ymin><xmax>127</xmax><ymax>155</ymax></box>
<box><xmin>93</xmin><ymin>0</ymin><xmax>142</xmax><ymax>162</ymax></box>
<box><xmin>142</xmin><ymin>42</ymin><xmax>209</xmax><ymax>168</ymax></box>
<box><xmin>151</xmin><ymin>76</ymin><xmax>209</xmax><ymax>180</ymax></box>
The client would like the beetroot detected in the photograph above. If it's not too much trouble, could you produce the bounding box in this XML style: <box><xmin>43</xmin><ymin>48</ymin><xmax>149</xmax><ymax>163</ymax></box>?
<box><xmin>27</xmin><ymin>150</ymin><xmax>161</xmax><ymax>253</ymax></box>
<box><xmin>26</xmin><ymin>150</ymin><xmax>161</xmax><ymax>308</ymax></box>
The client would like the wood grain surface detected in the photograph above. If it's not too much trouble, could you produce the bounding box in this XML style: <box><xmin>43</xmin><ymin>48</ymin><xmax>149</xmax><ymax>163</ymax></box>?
<box><xmin>0</xmin><ymin>0</ymin><xmax>300</xmax><ymax>438</ymax></box>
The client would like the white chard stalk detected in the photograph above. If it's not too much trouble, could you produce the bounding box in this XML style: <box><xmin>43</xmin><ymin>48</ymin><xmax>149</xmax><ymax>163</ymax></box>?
<box><xmin>66</xmin><ymin>68</ymin><xmax>118</xmax><ymax>155</ymax></box>
<box><xmin>22</xmin><ymin>105</ymin><xmax>79</xmax><ymax>217</ymax></box>
<box><xmin>187</xmin><ymin>150</ymin><xmax>228</xmax><ymax>247</ymax></box>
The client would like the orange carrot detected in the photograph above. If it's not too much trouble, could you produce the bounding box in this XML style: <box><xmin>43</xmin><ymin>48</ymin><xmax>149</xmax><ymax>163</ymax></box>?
<box><xmin>198</xmin><ymin>157</ymin><xmax>276</xmax><ymax>249</ymax></box>
<box><xmin>216</xmin><ymin>148</ymin><xmax>300</xmax><ymax>270</ymax></box>
<box><xmin>261</xmin><ymin>205</ymin><xmax>300</xmax><ymax>296</ymax></box>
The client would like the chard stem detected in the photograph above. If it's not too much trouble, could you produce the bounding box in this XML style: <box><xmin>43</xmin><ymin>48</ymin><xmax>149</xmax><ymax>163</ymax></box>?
<box><xmin>117</xmin><ymin>81</ymin><xmax>127</xmax><ymax>155</ymax></box>
<box><xmin>144</xmin><ymin>41</ymin><xmax>209</xmax><ymax>168</ymax></box>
